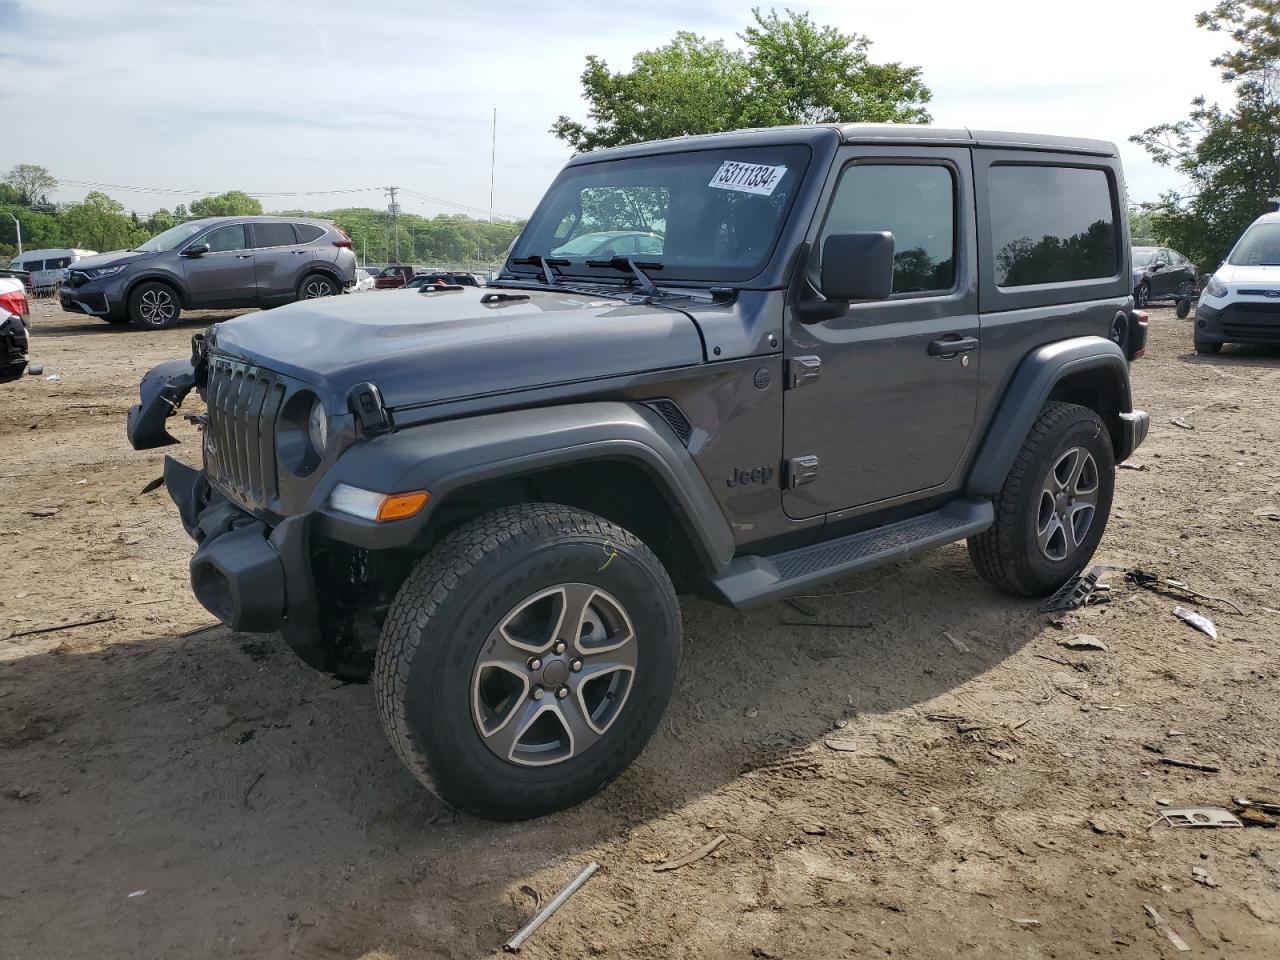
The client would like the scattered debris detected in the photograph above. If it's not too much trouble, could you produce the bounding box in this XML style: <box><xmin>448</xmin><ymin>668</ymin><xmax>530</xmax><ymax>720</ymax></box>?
<box><xmin>128</xmin><ymin>890</ymin><xmax>146</xmax><ymax>899</ymax></box>
<box><xmin>1040</xmin><ymin>564</ymin><xmax>1124</xmax><ymax>612</ymax></box>
<box><xmin>139</xmin><ymin>476</ymin><xmax>165</xmax><ymax>495</ymax></box>
<box><xmin>800</xmin><ymin>824</ymin><xmax>826</xmax><ymax>836</ymax></box>
<box><xmin>781</xmin><ymin>597</ymin><xmax>819</xmax><ymax>618</ymax></box>
<box><xmin>26</xmin><ymin>362</ymin><xmax>43</xmax><ymax>376</ymax></box>
<box><xmin>1252</xmin><ymin>506</ymin><xmax>1280</xmax><ymax>521</ymax></box>
<box><xmin>1169</xmin><ymin>416</ymin><xmax>1194</xmax><ymax>430</ymax></box>
<box><xmin>3</xmin><ymin>614</ymin><xmax>116</xmax><ymax>642</ymax></box>
<box><xmin>1234</xmin><ymin>797</ymin><xmax>1280</xmax><ymax>815</ymax></box>
<box><xmin>1172</xmin><ymin>606</ymin><xmax>1218</xmax><ymax>640</ymax></box>
<box><xmin>234</xmin><ymin>730</ymin><xmax>255</xmax><ymax>745</ymax></box>
<box><xmin>1118</xmin><ymin>462</ymin><xmax>1147</xmax><ymax>471</ymax></box>
<box><xmin>1127</xmin><ymin>569</ymin><xmax>1245</xmax><ymax>615</ymax></box>
<box><xmin>989</xmin><ymin>748</ymin><xmax>1017</xmax><ymax>763</ymax></box>
<box><xmin>1144</xmin><ymin>904</ymin><xmax>1191</xmax><ymax>952</ymax></box>
<box><xmin>823</xmin><ymin>738</ymin><xmax>859</xmax><ymax>753</ymax></box>
<box><xmin>743</xmin><ymin>707</ymin><xmax>759</xmax><ymax>719</ymax></box>
<box><xmin>27</xmin><ymin>507</ymin><xmax>58</xmax><ymax>518</ymax></box>
<box><xmin>1010</xmin><ymin>717</ymin><xmax>1032</xmax><ymax>730</ymax></box>
<box><xmin>942</xmin><ymin>631</ymin><xmax>970</xmax><ymax>653</ymax></box>
<box><xmin>1009</xmin><ymin>917</ymin><xmax>1041</xmax><ymax>927</ymax></box>
<box><xmin>503</xmin><ymin>861</ymin><xmax>599</xmax><ymax>953</ymax></box>
<box><xmin>1056</xmin><ymin>634</ymin><xmax>1109</xmax><ymax>652</ymax></box>
<box><xmin>1159</xmin><ymin>807</ymin><xmax>1241</xmax><ymax>828</ymax></box>
<box><xmin>653</xmin><ymin>835</ymin><xmax>727</xmax><ymax>873</ymax></box>
<box><xmin>45</xmin><ymin>373</ymin><xmax>63</xmax><ymax>383</ymax></box>
<box><xmin>1161</xmin><ymin>758</ymin><xmax>1222</xmax><ymax>774</ymax></box>
<box><xmin>1237</xmin><ymin>808</ymin><xmax>1279</xmax><ymax>828</ymax></box>
<box><xmin>1191</xmin><ymin>866</ymin><xmax>1218</xmax><ymax>888</ymax></box>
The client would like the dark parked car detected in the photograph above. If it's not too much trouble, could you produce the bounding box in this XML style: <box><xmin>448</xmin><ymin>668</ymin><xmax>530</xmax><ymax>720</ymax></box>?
<box><xmin>59</xmin><ymin>217</ymin><xmax>357</xmax><ymax>329</ymax></box>
<box><xmin>1132</xmin><ymin>245</ymin><xmax>1198</xmax><ymax>315</ymax></box>
<box><xmin>129</xmin><ymin>124</ymin><xmax>1148</xmax><ymax>820</ymax></box>
<box><xmin>404</xmin><ymin>272</ymin><xmax>484</xmax><ymax>289</ymax></box>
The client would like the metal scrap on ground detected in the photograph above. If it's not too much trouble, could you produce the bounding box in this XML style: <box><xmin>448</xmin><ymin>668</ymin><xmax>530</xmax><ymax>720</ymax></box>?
<box><xmin>1158</xmin><ymin>807</ymin><xmax>1243</xmax><ymax>828</ymax></box>
<box><xmin>502</xmin><ymin>861</ymin><xmax>599</xmax><ymax>954</ymax></box>
<box><xmin>1172</xmin><ymin>605</ymin><xmax>1218</xmax><ymax>640</ymax></box>
<box><xmin>1144</xmin><ymin>904</ymin><xmax>1191</xmax><ymax>952</ymax></box>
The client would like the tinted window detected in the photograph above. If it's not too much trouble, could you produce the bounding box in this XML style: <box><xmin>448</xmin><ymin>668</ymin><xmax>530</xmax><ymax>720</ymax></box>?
<box><xmin>202</xmin><ymin>224</ymin><xmax>247</xmax><ymax>252</ymax></box>
<box><xmin>48</xmin><ymin>257</ymin><xmax>70</xmax><ymax>269</ymax></box>
<box><xmin>989</xmin><ymin>165</ymin><xmax>1117</xmax><ymax>287</ymax></box>
<box><xmin>293</xmin><ymin>223</ymin><xmax>324</xmax><ymax>243</ymax></box>
<box><xmin>23</xmin><ymin>260</ymin><xmax>45</xmax><ymax>271</ymax></box>
<box><xmin>253</xmin><ymin>223</ymin><xmax>297</xmax><ymax>248</ymax></box>
<box><xmin>820</xmin><ymin>163</ymin><xmax>956</xmax><ymax>294</ymax></box>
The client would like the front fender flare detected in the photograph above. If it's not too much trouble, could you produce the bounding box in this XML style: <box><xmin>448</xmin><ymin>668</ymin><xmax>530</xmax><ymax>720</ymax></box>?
<box><xmin>966</xmin><ymin>336</ymin><xmax>1131</xmax><ymax>496</ymax></box>
<box><xmin>313</xmin><ymin>401</ymin><xmax>736</xmax><ymax>575</ymax></box>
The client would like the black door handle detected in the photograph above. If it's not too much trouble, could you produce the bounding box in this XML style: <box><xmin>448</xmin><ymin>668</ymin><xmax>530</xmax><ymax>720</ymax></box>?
<box><xmin>928</xmin><ymin>336</ymin><xmax>979</xmax><ymax>357</ymax></box>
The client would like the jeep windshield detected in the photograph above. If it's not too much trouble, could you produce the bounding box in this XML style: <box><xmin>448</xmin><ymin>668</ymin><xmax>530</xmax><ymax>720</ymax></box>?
<box><xmin>510</xmin><ymin>144</ymin><xmax>811</xmax><ymax>284</ymax></box>
<box><xmin>1228</xmin><ymin>222</ymin><xmax>1280</xmax><ymax>266</ymax></box>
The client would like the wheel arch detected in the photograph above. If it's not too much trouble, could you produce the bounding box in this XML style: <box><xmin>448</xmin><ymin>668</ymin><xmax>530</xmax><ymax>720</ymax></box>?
<box><xmin>313</xmin><ymin>401</ymin><xmax>737</xmax><ymax>582</ymax></box>
<box><xmin>296</xmin><ymin>266</ymin><xmax>344</xmax><ymax>296</ymax></box>
<box><xmin>966</xmin><ymin>336</ymin><xmax>1132</xmax><ymax>496</ymax></box>
<box><xmin>123</xmin><ymin>272</ymin><xmax>189</xmax><ymax>309</ymax></box>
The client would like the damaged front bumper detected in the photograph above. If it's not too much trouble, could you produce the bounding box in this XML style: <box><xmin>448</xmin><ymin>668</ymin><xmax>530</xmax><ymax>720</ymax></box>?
<box><xmin>164</xmin><ymin>456</ymin><xmax>328</xmax><ymax>668</ymax></box>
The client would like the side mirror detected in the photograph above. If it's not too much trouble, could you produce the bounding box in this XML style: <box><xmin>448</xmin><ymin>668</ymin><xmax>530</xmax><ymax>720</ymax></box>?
<box><xmin>821</xmin><ymin>232</ymin><xmax>895</xmax><ymax>302</ymax></box>
<box><xmin>182</xmin><ymin>243</ymin><xmax>210</xmax><ymax>258</ymax></box>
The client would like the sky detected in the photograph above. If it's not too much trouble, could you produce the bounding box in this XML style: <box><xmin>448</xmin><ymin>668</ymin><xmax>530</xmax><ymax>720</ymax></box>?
<box><xmin>0</xmin><ymin>0</ymin><xmax>1233</xmax><ymax>221</ymax></box>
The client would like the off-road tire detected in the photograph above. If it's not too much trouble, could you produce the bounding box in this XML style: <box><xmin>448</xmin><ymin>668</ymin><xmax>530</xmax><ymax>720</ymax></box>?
<box><xmin>128</xmin><ymin>281</ymin><xmax>182</xmax><ymax>329</ymax></box>
<box><xmin>968</xmin><ymin>402</ymin><xmax>1115</xmax><ymax>597</ymax></box>
<box><xmin>1194</xmin><ymin>335</ymin><xmax>1222</xmax><ymax>354</ymax></box>
<box><xmin>374</xmin><ymin>503</ymin><xmax>681</xmax><ymax>820</ymax></box>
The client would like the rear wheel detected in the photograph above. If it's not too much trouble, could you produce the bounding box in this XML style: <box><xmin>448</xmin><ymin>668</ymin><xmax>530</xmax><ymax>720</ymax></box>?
<box><xmin>297</xmin><ymin>273</ymin><xmax>338</xmax><ymax>300</ymax></box>
<box><xmin>374</xmin><ymin>503</ymin><xmax>681</xmax><ymax>820</ymax></box>
<box><xmin>1175</xmin><ymin>297</ymin><xmax>1192</xmax><ymax>319</ymax></box>
<box><xmin>128</xmin><ymin>281</ymin><xmax>182</xmax><ymax>329</ymax></box>
<box><xmin>1135</xmin><ymin>281</ymin><xmax>1150</xmax><ymax>308</ymax></box>
<box><xmin>968</xmin><ymin>402</ymin><xmax>1114</xmax><ymax>597</ymax></box>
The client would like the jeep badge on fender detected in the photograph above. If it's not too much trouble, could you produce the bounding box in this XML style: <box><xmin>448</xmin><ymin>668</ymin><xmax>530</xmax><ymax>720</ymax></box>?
<box><xmin>128</xmin><ymin>123</ymin><xmax>1148</xmax><ymax>821</ymax></box>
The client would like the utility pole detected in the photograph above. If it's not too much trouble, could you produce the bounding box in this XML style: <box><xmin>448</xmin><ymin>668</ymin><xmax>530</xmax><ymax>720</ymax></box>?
<box><xmin>7</xmin><ymin>213</ymin><xmax>21</xmax><ymax>256</ymax></box>
<box><xmin>489</xmin><ymin>108</ymin><xmax>497</xmax><ymax>226</ymax></box>
<box><xmin>385</xmin><ymin>186</ymin><xmax>401</xmax><ymax>262</ymax></box>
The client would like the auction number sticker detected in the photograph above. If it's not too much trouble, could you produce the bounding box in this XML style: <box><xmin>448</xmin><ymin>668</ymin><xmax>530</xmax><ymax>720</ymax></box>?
<box><xmin>707</xmin><ymin>161</ymin><xmax>787</xmax><ymax>196</ymax></box>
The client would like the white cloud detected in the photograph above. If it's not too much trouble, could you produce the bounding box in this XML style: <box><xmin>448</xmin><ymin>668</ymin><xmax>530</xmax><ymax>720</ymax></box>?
<box><xmin>3</xmin><ymin>0</ymin><xmax>1234</xmax><ymax>218</ymax></box>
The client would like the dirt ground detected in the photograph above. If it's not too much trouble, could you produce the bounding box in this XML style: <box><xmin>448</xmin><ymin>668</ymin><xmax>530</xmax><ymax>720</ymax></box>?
<box><xmin>2</xmin><ymin>299</ymin><xmax>1279</xmax><ymax>960</ymax></box>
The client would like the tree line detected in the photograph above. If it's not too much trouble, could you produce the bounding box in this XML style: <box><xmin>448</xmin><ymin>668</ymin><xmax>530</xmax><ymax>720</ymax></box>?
<box><xmin>0</xmin><ymin>175</ymin><xmax>522</xmax><ymax>267</ymax></box>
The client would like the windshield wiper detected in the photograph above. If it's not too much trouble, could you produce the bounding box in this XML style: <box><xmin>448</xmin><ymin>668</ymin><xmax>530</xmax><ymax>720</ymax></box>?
<box><xmin>509</xmin><ymin>255</ymin><xmax>569</xmax><ymax>285</ymax></box>
<box><xmin>585</xmin><ymin>257</ymin><xmax>662</xmax><ymax>296</ymax></box>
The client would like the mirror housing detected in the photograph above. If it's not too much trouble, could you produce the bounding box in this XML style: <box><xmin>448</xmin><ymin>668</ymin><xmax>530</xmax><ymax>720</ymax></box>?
<box><xmin>182</xmin><ymin>243</ymin><xmax>210</xmax><ymax>258</ymax></box>
<box><xmin>821</xmin><ymin>232</ymin><xmax>895</xmax><ymax>301</ymax></box>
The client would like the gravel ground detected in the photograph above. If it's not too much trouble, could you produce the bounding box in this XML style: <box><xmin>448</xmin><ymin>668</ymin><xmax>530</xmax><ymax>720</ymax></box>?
<box><xmin>1</xmin><ymin>300</ymin><xmax>1278</xmax><ymax>959</ymax></box>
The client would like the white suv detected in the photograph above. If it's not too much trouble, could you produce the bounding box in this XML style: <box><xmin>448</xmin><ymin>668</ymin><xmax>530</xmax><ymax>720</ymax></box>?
<box><xmin>1194</xmin><ymin>211</ymin><xmax>1280</xmax><ymax>354</ymax></box>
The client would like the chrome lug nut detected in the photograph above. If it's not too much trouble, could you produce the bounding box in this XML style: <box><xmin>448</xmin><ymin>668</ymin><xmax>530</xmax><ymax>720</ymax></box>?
<box><xmin>570</xmin><ymin>658</ymin><xmax>583</xmax><ymax>673</ymax></box>
<box><xmin>527</xmin><ymin>657</ymin><xmax>543</xmax><ymax>671</ymax></box>
<box><xmin>555</xmin><ymin>685</ymin><xmax>570</xmax><ymax>700</ymax></box>
<box><xmin>532</xmin><ymin>686</ymin><xmax>545</xmax><ymax>701</ymax></box>
<box><xmin>553</xmin><ymin>640</ymin><xmax>567</xmax><ymax>655</ymax></box>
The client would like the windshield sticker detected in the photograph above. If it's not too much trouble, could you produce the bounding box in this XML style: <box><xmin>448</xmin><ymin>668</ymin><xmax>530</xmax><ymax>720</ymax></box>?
<box><xmin>708</xmin><ymin>161</ymin><xmax>787</xmax><ymax>196</ymax></box>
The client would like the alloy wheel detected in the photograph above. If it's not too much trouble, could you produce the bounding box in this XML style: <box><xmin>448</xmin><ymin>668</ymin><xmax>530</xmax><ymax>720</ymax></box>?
<box><xmin>303</xmin><ymin>277</ymin><xmax>334</xmax><ymax>299</ymax></box>
<box><xmin>139</xmin><ymin>288</ymin><xmax>176</xmax><ymax>324</ymax></box>
<box><xmin>1035</xmin><ymin>446</ymin><xmax>1100</xmax><ymax>562</ymax></box>
<box><xmin>472</xmin><ymin>583</ymin><xmax>636</xmax><ymax>767</ymax></box>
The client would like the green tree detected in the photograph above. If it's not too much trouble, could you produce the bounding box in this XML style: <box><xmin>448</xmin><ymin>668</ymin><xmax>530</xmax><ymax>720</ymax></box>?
<box><xmin>61</xmin><ymin>191</ymin><xmax>148</xmax><ymax>252</ymax></box>
<box><xmin>189</xmin><ymin>191</ymin><xmax>264</xmax><ymax>218</ymax></box>
<box><xmin>552</xmin><ymin>8</ymin><xmax>931</xmax><ymax>152</ymax></box>
<box><xmin>1130</xmin><ymin>1</ymin><xmax>1280</xmax><ymax>269</ymax></box>
<box><xmin>3</xmin><ymin>164</ymin><xmax>57</xmax><ymax>205</ymax></box>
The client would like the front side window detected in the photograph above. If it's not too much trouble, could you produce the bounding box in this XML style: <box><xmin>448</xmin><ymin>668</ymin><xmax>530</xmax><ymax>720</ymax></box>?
<box><xmin>989</xmin><ymin>165</ymin><xmax>1117</xmax><ymax>287</ymax></box>
<box><xmin>1228</xmin><ymin>222</ymin><xmax>1280</xmax><ymax>266</ymax></box>
<box><xmin>819</xmin><ymin>163</ymin><xmax>956</xmax><ymax>294</ymax></box>
<box><xmin>201</xmin><ymin>224</ymin><xmax>247</xmax><ymax>252</ymax></box>
<box><xmin>252</xmin><ymin>223</ymin><xmax>297</xmax><ymax>248</ymax></box>
<box><xmin>1132</xmin><ymin>248</ymin><xmax>1156</xmax><ymax>267</ymax></box>
<box><xmin>514</xmin><ymin>145</ymin><xmax>811</xmax><ymax>283</ymax></box>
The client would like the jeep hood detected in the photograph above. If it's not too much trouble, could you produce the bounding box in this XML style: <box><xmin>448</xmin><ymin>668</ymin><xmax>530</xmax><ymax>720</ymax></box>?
<box><xmin>207</xmin><ymin>287</ymin><xmax>705</xmax><ymax>409</ymax></box>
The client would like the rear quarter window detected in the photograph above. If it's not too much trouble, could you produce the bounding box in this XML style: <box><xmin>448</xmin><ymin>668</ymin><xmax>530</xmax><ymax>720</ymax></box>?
<box><xmin>988</xmin><ymin>165</ymin><xmax>1117</xmax><ymax>287</ymax></box>
<box><xmin>293</xmin><ymin>223</ymin><xmax>325</xmax><ymax>243</ymax></box>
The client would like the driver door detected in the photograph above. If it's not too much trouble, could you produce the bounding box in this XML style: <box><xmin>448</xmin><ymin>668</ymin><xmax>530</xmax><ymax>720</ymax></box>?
<box><xmin>181</xmin><ymin>223</ymin><xmax>255</xmax><ymax>308</ymax></box>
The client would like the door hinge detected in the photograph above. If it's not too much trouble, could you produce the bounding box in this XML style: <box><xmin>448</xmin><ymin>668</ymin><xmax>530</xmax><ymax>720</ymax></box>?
<box><xmin>786</xmin><ymin>355</ymin><xmax>821</xmax><ymax>389</ymax></box>
<box><xmin>785</xmin><ymin>455</ymin><xmax>820</xmax><ymax>489</ymax></box>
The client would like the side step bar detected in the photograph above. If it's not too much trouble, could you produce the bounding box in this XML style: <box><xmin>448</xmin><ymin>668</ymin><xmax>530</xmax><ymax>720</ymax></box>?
<box><xmin>707</xmin><ymin>498</ymin><xmax>994</xmax><ymax>609</ymax></box>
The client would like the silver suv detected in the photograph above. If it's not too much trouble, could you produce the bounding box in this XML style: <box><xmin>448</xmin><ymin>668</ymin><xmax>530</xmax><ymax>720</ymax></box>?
<box><xmin>60</xmin><ymin>216</ymin><xmax>357</xmax><ymax>329</ymax></box>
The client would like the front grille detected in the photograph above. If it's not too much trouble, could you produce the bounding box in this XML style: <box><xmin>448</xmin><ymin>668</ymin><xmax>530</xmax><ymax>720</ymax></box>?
<box><xmin>204</xmin><ymin>356</ymin><xmax>286</xmax><ymax>509</ymax></box>
<box><xmin>1220</xmin><ymin>303</ymin><xmax>1280</xmax><ymax>343</ymax></box>
<box><xmin>1226</xmin><ymin>302</ymin><xmax>1280</xmax><ymax>316</ymax></box>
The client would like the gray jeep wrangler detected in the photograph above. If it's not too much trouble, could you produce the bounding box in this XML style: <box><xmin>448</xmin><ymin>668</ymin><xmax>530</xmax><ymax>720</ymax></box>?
<box><xmin>129</xmin><ymin>124</ymin><xmax>1149</xmax><ymax>820</ymax></box>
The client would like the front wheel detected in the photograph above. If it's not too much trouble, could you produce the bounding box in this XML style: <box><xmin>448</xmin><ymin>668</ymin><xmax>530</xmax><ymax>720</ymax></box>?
<box><xmin>1194</xmin><ymin>335</ymin><xmax>1222</xmax><ymax>354</ymax></box>
<box><xmin>968</xmin><ymin>402</ymin><xmax>1115</xmax><ymax>597</ymax></box>
<box><xmin>128</xmin><ymin>281</ymin><xmax>182</xmax><ymax>329</ymax></box>
<box><xmin>374</xmin><ymin>503</ymin><xmax>681</xmax><ymax>820</ymax></box>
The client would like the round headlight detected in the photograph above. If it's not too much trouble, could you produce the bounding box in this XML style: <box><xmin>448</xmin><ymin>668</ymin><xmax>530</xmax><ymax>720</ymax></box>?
<box><xmin>308</xmin><ymin>399</ymin><xmax>328</xmax><ymax>454</ymax></box>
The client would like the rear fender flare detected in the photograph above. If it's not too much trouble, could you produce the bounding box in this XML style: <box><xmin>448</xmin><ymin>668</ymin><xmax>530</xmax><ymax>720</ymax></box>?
<box><xmin>966</xmin><ymin>336</ymin><xmax>1131</xmax><ymax>496</ymax></box>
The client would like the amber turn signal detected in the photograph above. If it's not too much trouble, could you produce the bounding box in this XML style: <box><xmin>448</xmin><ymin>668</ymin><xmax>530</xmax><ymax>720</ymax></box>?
<box><xmin>375</xmin><ymin>491</ymin><xmax>430</xmax><ymax>522</ymax></box>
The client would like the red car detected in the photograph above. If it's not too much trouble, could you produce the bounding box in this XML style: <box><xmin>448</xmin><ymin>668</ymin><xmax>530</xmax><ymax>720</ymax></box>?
<box><xmin>373</xmin><ymin>265</ymin><xmax>419</xmax><ymax>289</ymax></box>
